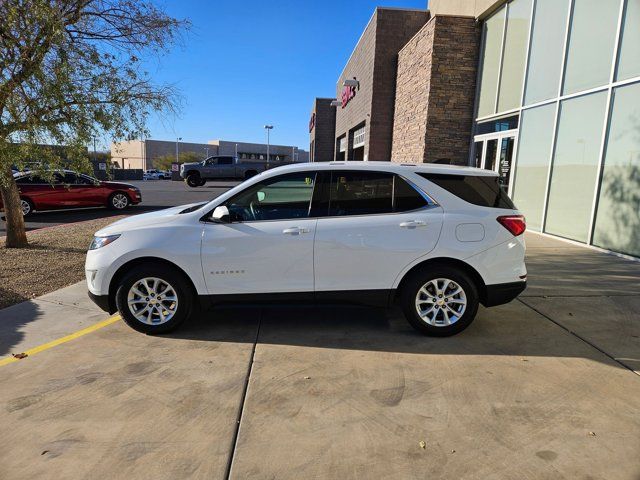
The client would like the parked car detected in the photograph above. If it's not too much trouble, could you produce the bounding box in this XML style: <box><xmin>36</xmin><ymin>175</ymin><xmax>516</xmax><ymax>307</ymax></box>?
<box><xmin>180</xmin><ymin>155</ymin><xmax>291</xmax><ymax>187</ymax></box>
<box><xmin>143</xmin><ymin>170</ymin><xmax>161</xmax><ymax>180</ymax></box>
<box><xmin>86</xmin><ymin>162</ymin><xmax>526</xmax><ymax>336</ymax></box>
<box><xmin>1</xmin><ymin>170</ymin><xmax>142</xmax><ymax>217</ymax></box>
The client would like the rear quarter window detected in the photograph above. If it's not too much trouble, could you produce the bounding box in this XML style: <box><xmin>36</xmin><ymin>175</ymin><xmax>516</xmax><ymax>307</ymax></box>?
<box><xmin>417</xmin><ymin>173</ymin><xmax>515</xmax><ymax>209</ymax></box>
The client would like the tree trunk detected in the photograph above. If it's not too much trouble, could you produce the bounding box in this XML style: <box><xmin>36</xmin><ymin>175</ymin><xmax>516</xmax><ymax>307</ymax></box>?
<box><xmin>0</xmin><ymin>164</ymin><xmax>28</xmax><ymax>248</ymax></box>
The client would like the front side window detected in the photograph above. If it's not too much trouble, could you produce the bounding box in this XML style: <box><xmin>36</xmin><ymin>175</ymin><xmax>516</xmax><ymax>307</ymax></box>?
<box><xmin>224</xmin><ymin>172</ymin><xmax>316</xmax><ymax>222</ymax></box>
<box><xmin>62</xmin><ymin>172</ymin><xmax>78</xmax><ymax>184</ymax></box>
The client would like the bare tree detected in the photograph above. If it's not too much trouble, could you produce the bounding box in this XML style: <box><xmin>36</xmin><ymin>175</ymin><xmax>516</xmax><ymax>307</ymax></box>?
<box><xmin>0</xmin><ymin>0</ymin><xmax>187</xmax><ymax>247</ymax></box>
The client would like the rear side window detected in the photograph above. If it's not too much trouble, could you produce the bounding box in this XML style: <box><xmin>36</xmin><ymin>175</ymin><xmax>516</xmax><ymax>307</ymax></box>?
<box><xmin>393</xmin><ymin>176</ymin><xmax>429</xmax><ymax>212</ymax></box>
<box><xmin>329</xmin><ymin>171</ymin><xmax>393</xmax><ymax>216</ymax></box>
<box><xmin>218</xmin><ymin>157</ymin><xmax>233</xmax><ymax>165</ymax></box>
<box><xmin>320</xmin><ymin>172</ymin><xmax>431</xmax><ymax>217</ymax></box>
<box><xmin>417</xmin><ymin>173</ymin><xmax>515</xmax><ymax>209</ymax></box>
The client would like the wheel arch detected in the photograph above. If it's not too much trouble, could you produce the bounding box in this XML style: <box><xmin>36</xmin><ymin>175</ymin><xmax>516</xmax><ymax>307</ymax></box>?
<box><xmin>395</xmin><ymin>257</ymin><xmax>488</xmax><ymax>305</ymax></box>
<box><xmin>107</xmin><ymin>257</ymin><xmax>198</xmax><ymax>313</ymax></box>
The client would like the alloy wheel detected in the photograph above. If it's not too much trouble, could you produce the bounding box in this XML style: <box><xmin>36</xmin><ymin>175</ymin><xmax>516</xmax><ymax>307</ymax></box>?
<box><xmin>415</xmin><ymin>278</ymin><xmax>467</xmax><ymax>326</ymax></box>
<box><xmin>112</xmin><ymin>193</ymin><xmax>128</xmax><ymax>209</ymax></box>
<box><xmin>127</xmin><ymin>277</ymin><xmax>178</xmax><ymax>325</ymax></box>
<box><xmin>20</xmin><ymin>199</ymin><xmax>31</xmax><ymax>216</ymax></box>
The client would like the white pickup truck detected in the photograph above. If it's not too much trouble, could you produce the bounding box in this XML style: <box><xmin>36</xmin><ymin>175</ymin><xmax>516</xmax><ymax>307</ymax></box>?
<box><xmin>180</xmin><ymin>155</ymin><xmax>291</xmax><ymax>187</ymax></box>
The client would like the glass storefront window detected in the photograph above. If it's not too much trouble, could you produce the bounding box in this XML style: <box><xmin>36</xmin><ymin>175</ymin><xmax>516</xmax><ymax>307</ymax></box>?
<box><xmin>592</xmin><ymin>82</ymin><xmax>640</xmax><ymax>257</ymax></box>
<box><xmin>477</xmin><ymin>6</ymin><xmax>506</xmax><ymax>118</ymax></box>
<box><xmin>498</xmin><ymin>0</ymin><xmax>532</xmax><ymax>113</ymax></box>
<box><xmin>523</xmin><ymin>0</ymin><xmax>570</xmax><ymax>105</ymax></box>
<box><xmin>562</xmin><ymin>0</ymin><xmax>621</xmax><ymax>95</ymax></box>
<box><xmin>616</xmin><ymin>0</ymin><xmax>640</xmax><ymax>81</ymax></box>
<box><xmin>545</xmin><ymin>91</ymin><xmax>608</xmax><ymax>242</ymax></box>
<box><xmin>511</xmin><ymin>103</ymin><xmax>556</xmax><ymax>230</ymax></box>
<box><xmin>476</xmin><ymin>115</ymin><xmax>519</xmax><ymax>135</ymax></box>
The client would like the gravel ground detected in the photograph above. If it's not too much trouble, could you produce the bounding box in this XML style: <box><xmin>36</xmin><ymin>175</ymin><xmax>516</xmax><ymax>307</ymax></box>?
<box><xmin>0</xmin><ymin>217</ymin><xmax>122</xmax><ymax>309</ymax></box>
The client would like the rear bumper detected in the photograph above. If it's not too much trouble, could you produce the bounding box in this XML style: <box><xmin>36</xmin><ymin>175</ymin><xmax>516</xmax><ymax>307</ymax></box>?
<box><xmin>88</xmin><ymin>290</ymin><xmax>116</xmax><ymax>314</ymax></box>
<box><xmin>483</xmin><ymin>281</ymin><xmax>526</xmax><ymax>307</ymax></box>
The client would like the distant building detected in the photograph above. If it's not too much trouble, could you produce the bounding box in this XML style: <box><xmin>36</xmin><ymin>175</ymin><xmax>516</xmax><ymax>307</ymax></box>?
<box><xmin>111</xmin><ymin>139</ymin><xmax>308</xmax><ymax>170</ymax></box>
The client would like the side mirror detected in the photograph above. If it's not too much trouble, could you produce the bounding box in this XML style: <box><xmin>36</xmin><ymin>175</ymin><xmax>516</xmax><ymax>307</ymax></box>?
<box><xmin>211</xmin><ymin>205</ymin><xmax>230</xmax><ymax>223</ymax></box>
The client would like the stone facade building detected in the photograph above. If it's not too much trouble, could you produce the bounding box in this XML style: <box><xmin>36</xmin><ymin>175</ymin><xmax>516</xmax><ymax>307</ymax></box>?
<box><xmin>309</xmin><ymin>98</ymin><xmax>336</xmax><ymax>162</ymax></box>
<box><xmin>311</xmin><ymin>0</ymin><xmax>640</xmax><ymax>258</ymax></box>
<box><xmin>333</xmin><ymin>7</ymin><xmax>429</xmax><ymax>162</ymax></box>
<box><xmin>392</xmin><ymin>15</ymin><xmax>480</xmax><ymax>165</ymax></box>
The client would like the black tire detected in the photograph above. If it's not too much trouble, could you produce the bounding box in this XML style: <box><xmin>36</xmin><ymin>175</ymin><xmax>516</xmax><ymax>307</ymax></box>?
<box><xmin>244</xmin><ymin>170</ymin><xmax>257</xmax><ymax>179</ymax></box>
<box><xmin>198</xmin><ymin>178</ymin><xmax>207</xmax><ymax>186</ymax></box>
<box><xmin>115</xmin><ymin>264</ymin><xmax>195</xmax><ymax>334</ymax></box>
<box><xmin>400</xmin><ymin>265</ymin><xmax>479</xmax><ymax>337</ymax></box>
<box><xmin>20</xmin><ymin>197</ymin><xmax>35</xmax><ymax>217</ymax></box>
<box><xmin>108</xmin><ymin>192</ymin><xmax>130</xmax><ymax>210</ymax></box>
<box><xmin>185</xmin><ymin>172</ymin><xmax>201</xmax><ymax>188</ymax></box>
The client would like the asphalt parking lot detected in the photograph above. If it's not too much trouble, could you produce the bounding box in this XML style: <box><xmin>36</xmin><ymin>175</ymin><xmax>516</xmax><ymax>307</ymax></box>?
<box><xmin>1</xmin><ymin>232</ymin><xmax>639</xmax><ymax>479</ymax></box>
<box><xmin>0</xmin><ymin>179</ymin><xmax>240</xmax><ymax>234</ymax></box>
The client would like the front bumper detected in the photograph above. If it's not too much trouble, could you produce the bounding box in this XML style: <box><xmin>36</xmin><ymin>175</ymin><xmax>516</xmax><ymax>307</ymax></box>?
<box><xmin>483</xmin><ymin>281</ymin><xmax>527</xmax><ymax>307</ymax></box>
<box><xmin>88</xmin><ymin>290</ymin><xmax>116</xmax><ymax>314</ymax></box>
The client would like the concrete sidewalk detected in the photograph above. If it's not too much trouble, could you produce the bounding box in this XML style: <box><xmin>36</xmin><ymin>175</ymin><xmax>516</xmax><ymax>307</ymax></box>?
<box><xmin>0</xmin><ymin>232</ymin><xmax>639</xmax><ymax>479</ymax></box>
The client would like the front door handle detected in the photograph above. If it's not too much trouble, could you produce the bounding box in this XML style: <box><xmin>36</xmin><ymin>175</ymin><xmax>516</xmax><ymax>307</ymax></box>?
<box><xmin>283</xmin><ymin>227</ymin><xmax>310</xmax><ymax>235</ymax></box>
<box><xmin>399</xmin><ymin>220</ymin><xmax>426</xmax><ymax>229</ymax></box>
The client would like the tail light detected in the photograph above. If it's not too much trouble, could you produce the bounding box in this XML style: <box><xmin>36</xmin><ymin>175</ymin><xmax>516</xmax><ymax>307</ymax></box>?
<box><xmin>497</xmin><ymin>215</ymin><xmax>526</xmax><ymax>236</ymax></box>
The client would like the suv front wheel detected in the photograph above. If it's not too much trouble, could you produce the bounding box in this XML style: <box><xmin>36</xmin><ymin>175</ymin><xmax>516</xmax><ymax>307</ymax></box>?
<box><xmin>400</xmin><ymin>265</ymin><xmax>479</xmax><ymax>337</ymax></box>
<box><xmin>115</xmin><ymin>264</ymin><xmax>195</xmax><ymax>334</ymax></box>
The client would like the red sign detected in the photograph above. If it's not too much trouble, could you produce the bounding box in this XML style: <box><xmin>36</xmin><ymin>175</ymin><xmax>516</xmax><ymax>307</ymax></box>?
<box><xmin>341</xmin><ymin>85</ymin><xmax>357</xmax><ymax>108</ymax></box>
<box><xmin>309</xmin><ymin>112</ymin><xmax>316</xmax><ymax>133</ymax></box>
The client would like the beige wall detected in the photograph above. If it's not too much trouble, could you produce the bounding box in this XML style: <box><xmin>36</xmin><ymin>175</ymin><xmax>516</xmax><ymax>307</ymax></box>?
<box><xmin>429</xmin><ymin>0</ymin><xmax>505</xmax><ymax>19</ymax></box>
<box><xmin>111</xmin><ymin>140</ymin><xmax>145</xmax><ymax>169</ymax></box>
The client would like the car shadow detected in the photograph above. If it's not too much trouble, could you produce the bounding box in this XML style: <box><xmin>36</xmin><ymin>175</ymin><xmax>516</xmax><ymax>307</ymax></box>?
<box><xmin>163</xmin><ymin>301</ymin><xmax>631</xmax><ymax>370</ymax></box>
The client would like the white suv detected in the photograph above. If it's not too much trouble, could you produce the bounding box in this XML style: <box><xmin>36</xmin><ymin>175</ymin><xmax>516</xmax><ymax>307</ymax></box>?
<box><xmin>86</xmin><ymin>162</ymin><xmax>527</xmax><ymax>336</ymax></box>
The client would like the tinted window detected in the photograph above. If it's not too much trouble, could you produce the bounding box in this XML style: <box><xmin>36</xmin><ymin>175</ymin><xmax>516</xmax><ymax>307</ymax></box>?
<box><xmin>77</xmin><ymin>174</ymin><xmax>96</xmax><ymax>185</ymax></box>
<box><xmin>218</xmin><ymin>157</ymin><xmax>233</xmax><ymax>165</ymax></box>
<box><xmin>224</xmin><ymin>172</ymin><xmax>316</xmax><ymax>221</ymax></box>
<box><xmin>329</xmin><ymin>171</ymin><xmax>393</xmax><ymax>216</ymax></box>
<box><xmin>62</xmin><ymin>172</ymin><xmax>77</xmax><ymax>184</ymax></box>
<box><xmin>418</xmin><ymin>173</ymin><xmax>515</xmax><ymax>209</ymax></box>
<box><xmin>16</xmin><ymin>174</ymin><xmax>51</xmax><ymax>184</ymax></box>
<box><xmin>393</xmin><ymin>176</ymin><xmax>429</xmax><ymax>212</ymax></box>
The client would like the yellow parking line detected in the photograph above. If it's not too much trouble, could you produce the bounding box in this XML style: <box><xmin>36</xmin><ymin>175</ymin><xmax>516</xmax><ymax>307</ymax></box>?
<box><xmin>0</xmin><ymin>314</ymin><xmax>121</xmax><ymax>368</ymax></box>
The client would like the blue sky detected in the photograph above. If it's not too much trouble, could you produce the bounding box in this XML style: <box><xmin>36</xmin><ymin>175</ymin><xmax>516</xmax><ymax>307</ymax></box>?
<box><xmin>141</xmin><ymin>0</ymin><xmax>428</xmax><ymax>150</ymax></box>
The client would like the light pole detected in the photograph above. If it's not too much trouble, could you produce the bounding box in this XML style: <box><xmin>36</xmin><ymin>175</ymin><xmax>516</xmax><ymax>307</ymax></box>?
<box><xmin>264</xmin><ymin>125</ymin><xmax>273</xmax><ymax>168</ymax></box>
<box><xmin>175</xmin><ymin>137</ymin><xmax>182</xmax><ymax>163</ymax></box>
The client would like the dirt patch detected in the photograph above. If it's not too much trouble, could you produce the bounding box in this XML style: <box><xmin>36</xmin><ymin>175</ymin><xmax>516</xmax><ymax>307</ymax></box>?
<box><xmin>0</xmin><ymin>218</ymin><xmax>123</xmax><ymax>309</ymax></box>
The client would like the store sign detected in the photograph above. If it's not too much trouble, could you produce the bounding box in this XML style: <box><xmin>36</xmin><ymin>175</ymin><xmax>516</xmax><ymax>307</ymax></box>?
<box><xmin>341</xmin><ymin>85</ymin><xmax>357</xmax><ymax>108</ymax></box>
<box><xmin>309</xmin><ymin>112</ymin><xmax>316</xmax><ymax>132</ymax></box>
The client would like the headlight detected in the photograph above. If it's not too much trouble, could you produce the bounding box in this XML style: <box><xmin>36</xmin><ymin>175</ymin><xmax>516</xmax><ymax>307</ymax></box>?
<box><xmin>89</xmin><ymin>234</ymin><xmax>121</xmax><ymax>250</ymax></box>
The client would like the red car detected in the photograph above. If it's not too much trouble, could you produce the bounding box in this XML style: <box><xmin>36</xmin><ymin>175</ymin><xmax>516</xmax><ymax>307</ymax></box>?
<box><xmin>1</xmin><ymin>170</ymin><xmax>142</xmax><ymax>217</ymax></box>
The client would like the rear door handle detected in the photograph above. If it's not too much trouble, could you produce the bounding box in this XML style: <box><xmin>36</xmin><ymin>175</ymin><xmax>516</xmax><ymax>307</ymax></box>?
<box><xmin>283</xmin><ymin>227</ymin><xmax>310</xmax><ymax>235</ymax></box>
<box><xmin>399</xmin><ymin>220</ymin><xmax>426</xmax><ymax>229</ymax></box>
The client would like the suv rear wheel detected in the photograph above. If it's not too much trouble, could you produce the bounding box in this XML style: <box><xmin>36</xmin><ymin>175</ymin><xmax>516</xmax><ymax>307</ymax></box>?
<box><xmin>115</xmin><ymin>264</ymin><xmax>195</xmax><ymax>334</ymax></box>
<box><xmin>185</xmin><ymin>172</ymin><xmax>201</xmax><ymax>188</ymax></box>
<box><xmin>400</xmin><ymin>265</ymin><xmax>479</xmax><ymax>337</ymax></box>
